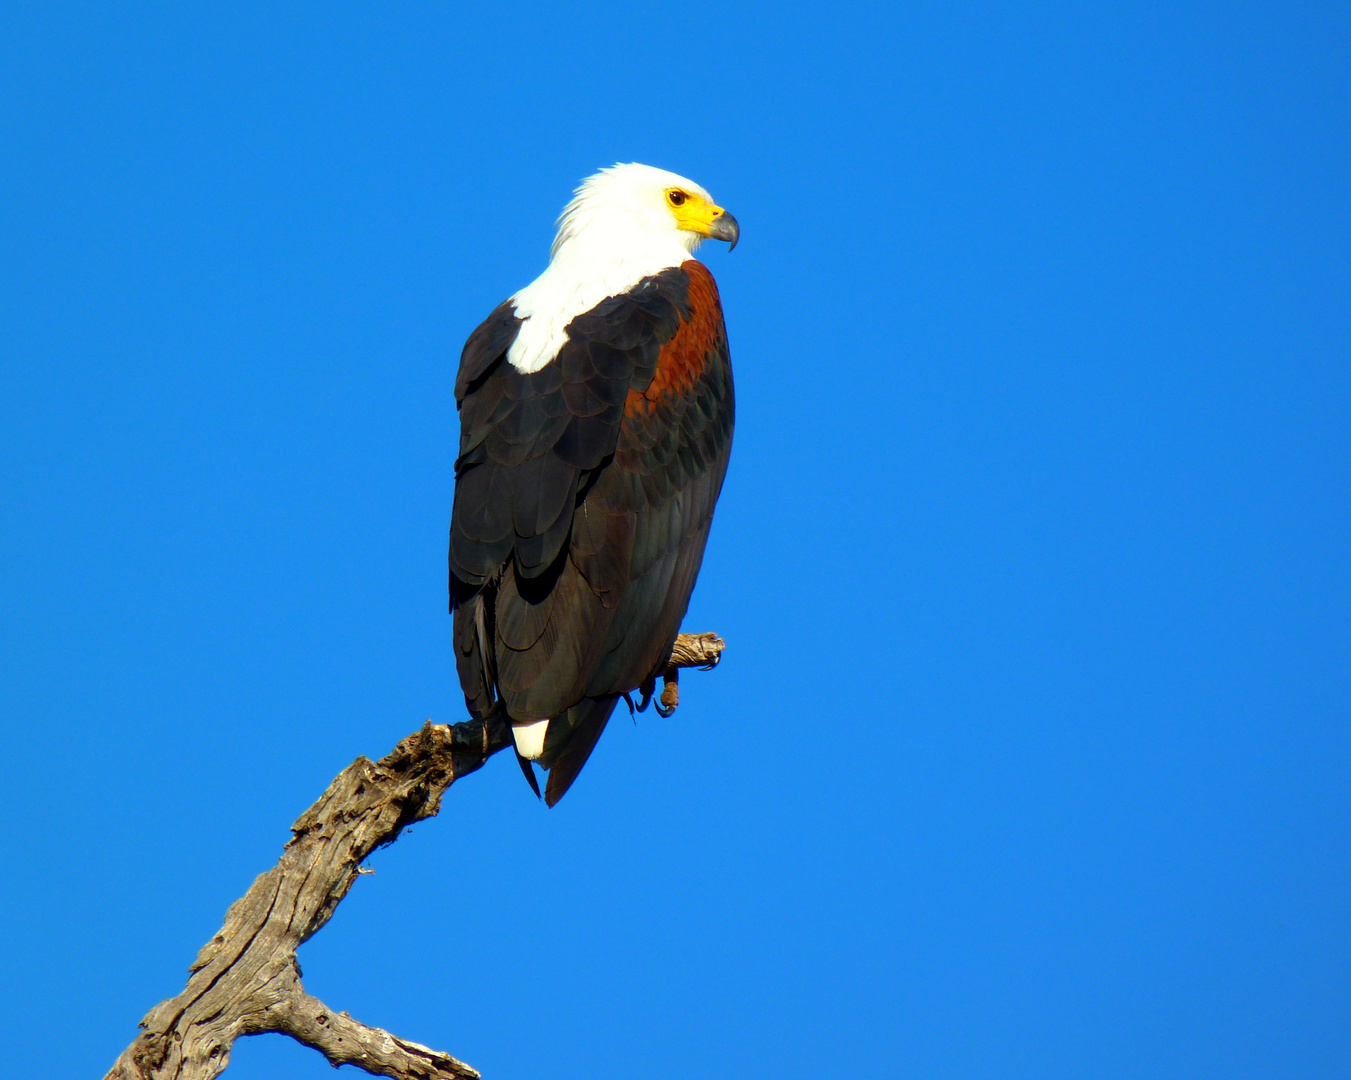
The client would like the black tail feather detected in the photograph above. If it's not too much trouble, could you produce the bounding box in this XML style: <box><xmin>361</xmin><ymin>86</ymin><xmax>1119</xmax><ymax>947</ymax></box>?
<box><xmin>515</xmin><ymin>748</ymin><xmax>542</xmax><ymax>799</ymax></box>
<box><xmin>544</xmin><ymin>696</ymin><xmax>619</xmax><ymax>807</ymax></box>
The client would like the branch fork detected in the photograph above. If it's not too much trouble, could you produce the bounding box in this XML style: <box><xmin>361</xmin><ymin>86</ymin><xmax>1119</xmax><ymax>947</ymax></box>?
<box><xmin>104</xmin><ymin>632</ymin><xmax>725</xmax><ymax>1080</ymax></box>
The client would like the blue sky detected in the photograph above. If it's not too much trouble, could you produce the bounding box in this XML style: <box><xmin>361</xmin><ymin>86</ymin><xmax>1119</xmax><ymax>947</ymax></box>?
<box><xmin>2</xmin><ymin>3</ymin><xmax>1348</xmax><ymax>1078</ymax></box>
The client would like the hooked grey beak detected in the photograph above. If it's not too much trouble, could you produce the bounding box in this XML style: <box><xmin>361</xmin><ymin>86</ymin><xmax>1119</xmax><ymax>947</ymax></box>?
<box><xmin>708</xmin><ymin>210</ymin><xmax>740</xmax><ymax>251</ymax></box>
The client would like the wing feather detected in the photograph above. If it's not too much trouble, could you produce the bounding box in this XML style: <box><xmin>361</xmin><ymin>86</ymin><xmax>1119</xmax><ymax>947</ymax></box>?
<box><xmin>450</xmin><ymin>261</ymin><xmax>733</xmax><ymax>801</ymax></box>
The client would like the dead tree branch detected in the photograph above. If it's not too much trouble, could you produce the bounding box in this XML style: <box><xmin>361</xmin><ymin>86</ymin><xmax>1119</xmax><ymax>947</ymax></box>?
<box><xmin>104</xmin><ymin>632</ymin><xmax>726</xmax><ymax>1080</ymax></box>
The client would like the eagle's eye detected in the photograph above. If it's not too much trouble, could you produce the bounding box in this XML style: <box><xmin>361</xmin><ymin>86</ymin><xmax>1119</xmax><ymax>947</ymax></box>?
<box><xmin>667</xmin><ymin>190</ymin><xmax>687</xmax><ymax>207</ymax></box>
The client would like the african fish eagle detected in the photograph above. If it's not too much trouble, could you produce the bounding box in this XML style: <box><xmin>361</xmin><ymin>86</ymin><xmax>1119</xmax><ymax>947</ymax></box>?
<box><xmin>449</xmin><ymin>163</ymin><xmax>738</xmax><ymax>805</ymax></box>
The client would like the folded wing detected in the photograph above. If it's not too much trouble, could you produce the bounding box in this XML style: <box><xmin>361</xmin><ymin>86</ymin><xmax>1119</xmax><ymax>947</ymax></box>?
<box><xmin>450</xmin><ymin>261</ymin><xmax>734</xmax><ymax>803</ymax></box>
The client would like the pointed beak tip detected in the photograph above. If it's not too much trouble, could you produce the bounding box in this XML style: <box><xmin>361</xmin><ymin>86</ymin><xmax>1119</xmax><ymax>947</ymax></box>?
<box><xmin>710</xmin><ymin>210</ymin><xmax>739</xmax><ymax>252</ymax></box>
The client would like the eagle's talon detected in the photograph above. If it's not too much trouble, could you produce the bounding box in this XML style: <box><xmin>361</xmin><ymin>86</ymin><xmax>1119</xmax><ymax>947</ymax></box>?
<box><xmin>655</xmin><ymin>676</ymin><xmax>679</xmax><ymax>717</ymax></box>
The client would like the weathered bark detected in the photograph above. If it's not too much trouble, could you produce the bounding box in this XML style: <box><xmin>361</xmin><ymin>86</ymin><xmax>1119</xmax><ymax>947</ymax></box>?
<box><xmin>104</xmin><ymin>632</ymin><xmax>726</xmax><ymax>1080</ymax></box>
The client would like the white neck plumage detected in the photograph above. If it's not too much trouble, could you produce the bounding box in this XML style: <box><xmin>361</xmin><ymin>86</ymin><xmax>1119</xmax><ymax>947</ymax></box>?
<box><xmin>506</xmin><ymin>211</ymin><xmax>700</xmax><ymax>375</ymax></box>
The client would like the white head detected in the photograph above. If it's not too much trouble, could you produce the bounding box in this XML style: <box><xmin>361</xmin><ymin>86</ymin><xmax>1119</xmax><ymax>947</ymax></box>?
<box><xmin>505</xmin><ymin>163</ymin><xmax>738</xmax><ymax>374</ymax></box>
<box><xmin>550</xmin><ymin>163</ymin><xmax>739</xmax><ymax>261</ymax></box>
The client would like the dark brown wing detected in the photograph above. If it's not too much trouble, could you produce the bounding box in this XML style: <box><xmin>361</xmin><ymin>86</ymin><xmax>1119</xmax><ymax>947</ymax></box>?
<box><xmin>450</xmin><ymin>260</ymin><xmax>734</xmax><ymax>804</ymax></box>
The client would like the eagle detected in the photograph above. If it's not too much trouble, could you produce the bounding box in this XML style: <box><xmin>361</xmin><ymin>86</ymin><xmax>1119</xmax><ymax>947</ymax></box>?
<box><xmin>449</xmin><ymin>163</ymin><xmax>738</xmax><ymax>805</ymax></box>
